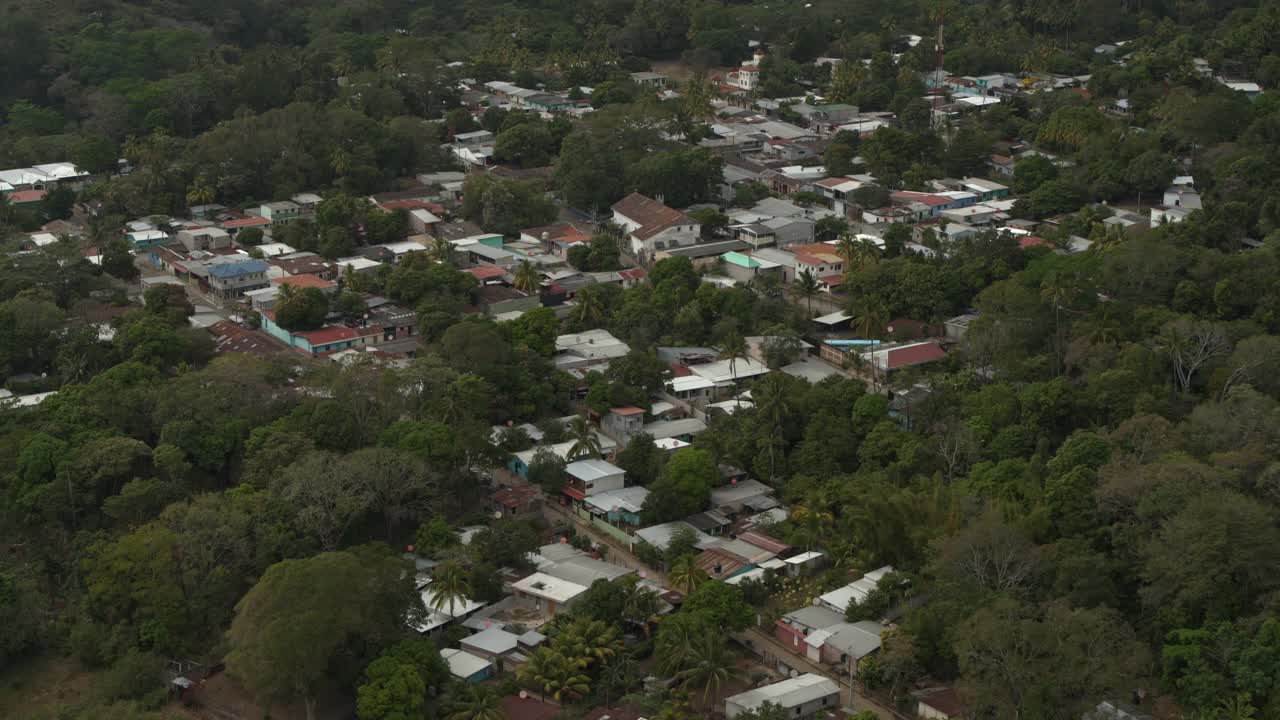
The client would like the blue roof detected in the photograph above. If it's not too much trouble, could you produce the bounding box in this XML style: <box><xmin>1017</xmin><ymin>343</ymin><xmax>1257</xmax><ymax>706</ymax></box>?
<box><xmin>207</xmin><ymin>259</ymin><xmax>269</xmax><ymax>279</ymax></box>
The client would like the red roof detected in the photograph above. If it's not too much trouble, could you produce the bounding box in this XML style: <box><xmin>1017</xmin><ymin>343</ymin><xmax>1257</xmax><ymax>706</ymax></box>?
<box><xmin>562</xmin><ymin>486</ymin><xmax>586</xmax><ymax>501</ymax></box>
<box><xmin>522</xmin><ymin>222</ymin><xmax>590</xmax><ymax>244</ymax></box>
<box><xmin>610</xmin><ymin>193</ymin><xmax>694</xmax><ymax>241</ymax></box>
<box><xmin>883</xmin><ymin>341</ymin><xmax>946</xmax><ymax>370</ymax></box>
<box><xmin>8</xmin><ymin>190</ymin><xmax>46</xmax><ymax>204</ymax></box>
<box><xmin>611</xmin><ymin>406</ymin><xmax>645</xmax><ymax>416</ymax></box>
<box><xmin>738</xmin><ymin>531</ymin><xmax>792</xmax><ymax>555</ymax></box>
<box><xmin>892</xmin><ymin>190</ymin><xmax>951</xmax><ymax>207</ymax></box>
<box><xmin>294</xmin><ymin>325</ymin><xmax>360</xmax><ymax>346</ymax></box>
<box><xmin>221</xmin><ymin>216</ymin><xmax>272</xmax><ymax>229</ymax></box>
<box><xmin>1018</xmin><ymin>236</ymin><xmax>1049</xmax><ymax>249</ymax></box>
<box><xmin>815</xmin><ymin>176</ymin><xmax>854</xmax><ymax>188</ymax></box>
<box><xmin>272</xmin><ymin>273</ymin><xmax>336</xmax><ymax>289</ymax></box>
<box><xmin>492</xmin><ymin>486</ymin><xmax>540</xmax><ymax>509</ymax></box>
<box><xmin>617</xmin><ymin>267</ymin><xmax>647</xmax><ymax>281</ymax></box>
<box><xmin>499</xmin><ymin>697</ymin><xmax>561</xmax><ymax>720</ymax></box>
<box><xmin>819</xmin><ymin>274</ymin><xmax>844</xmax><ymax>287</ymax></box>
<box><xmin>465</xmin><ymin>265</ymin><xmax>507</xmax><ymax>281</ymax></box>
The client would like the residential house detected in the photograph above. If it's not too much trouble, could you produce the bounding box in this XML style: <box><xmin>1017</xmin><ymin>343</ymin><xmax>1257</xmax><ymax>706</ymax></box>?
<box><xmin>491</xmin><ymin>486</ymin><xmax>542</xmax><ymax>518</ymax></box>
<box><xmin>126</xmin><ymin>229</ymin><xmax>170</xmax><ymax>251</ymax></box>
<box><xmin>474</xmin><ymin>285</ymin><xmax>539</xmax><ymax>318</ymax></box>
<box><xmin>788</xmin><ymin>243</ymin><xmax>845</xmax><ymax>289</ymax></box>
<box><xmin>789</xmin><ymin>103</ymin><xmax>859</xmax><ymax>133</ymax></box>
<box><xmin>633</xmin><ymin>521</ymin><xmax>718</xmax><ymax>553</ymax></box>
<box><xmin>520</xmin><ymin>222</ymin><xmax>591</xmax><ymax>258</ymax></box>
<box><xmin>611</xmin><ymin>193</ymin><xmax>701</xmax><ymax>257</ymax></box>
<box><xmin>914</xmin><ymin>687</ymin><xmax>967</xmax><ymax>720</ymax></box>
<box><xmin>814</xmin><ymin>175</ymin><xmax>877</xmax><ymax>215</ymax></box>
<box><xmin>582</xmin><ymin>486</ymin><xmax>649</xmax><ymax>529</ymax></box>
<box><xmin>460</xmin><ymin>627</ymin><xmax>523</xmax><ymax>672</ymax></box>
<box><xmin>1151</xmin><ymin>205</ymin><xmax>1193</xmax><ymax>225</ymax></box>
<box><xmin>511</xmin><ymin>544</ymin><xmax>634</xmax><ymax>620</ymax></box>
<box><xmin>563</xmin><ymin>459</ymin><xmax>626</xmax><ymax>501</ymax></box>
<box><xmin>260</xmin><ymin>201</ymin><xmax>303</xmax><ymax>224</ymax></box>
<box><xmin>509</xmin><ymin>435</ymin><xmax>617</xmax><ymax>478</ymax></box>
<box><xmin>205</xmin><ymin>258</ymin><xmax>271</xmax><ymax>300</ymax></box>
<box><xmin>817</xmin><ymin>566</ymin><xmax>895</xmax><ymax>614</ymax></box>
<box><xmin>177</xmin><ymin>227</ymin><xmax>231</xmax><ymax>252</ymax></box>
<box><xmin>629</xmin><ymin>71</ymin><xmax>668</xmax><ymax>88</ymax></box>
<box><xmin>600</xmin><ymin>406</ymin><xmax>646</xmax><ymax>447</ymax></box>
<box><xmin>725</xmin><ymin>674</ymin><xmax>840</xmax><ymax>720</ymax></box>
<box><xmin>710</xmin><ymin>479</ymin><xmax>777</xmax><ymax>519</ymax></box>
<box><xmin>0</xmin><ymin>163</ymin><xmax>89</xmax><ymax>191</ymax></box>
<box><xmin>721</xmin><ymin>250</ymin><xmax>783</xmax><ymax>284</ymax></box>
<box><xmin>441</xmin><ymin>649</ymin><xmax>494</xmax><ymax>683</ymax></box>
<box><xmin>724</xmin><ymin>49</ymin><xmax>767</xmax><ymax>92</ymax></box>
<box><xmin>554</xmin><ymin>329</ymin><xmax>630</xmax><ymax>371</ymax></box>
<box><xmin>270</xmin><ymin>253</ymin><xmax>337</xmax><ymax>280</ymax></box>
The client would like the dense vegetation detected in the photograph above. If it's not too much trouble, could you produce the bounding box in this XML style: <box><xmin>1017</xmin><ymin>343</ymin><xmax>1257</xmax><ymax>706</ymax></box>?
<box><xmin>4</xmin><ymin>0</ymin><xmax>1280</xmax><ymax>719</ymax></box>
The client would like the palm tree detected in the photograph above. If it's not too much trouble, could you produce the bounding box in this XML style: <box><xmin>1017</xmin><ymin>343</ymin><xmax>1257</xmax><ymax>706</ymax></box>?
<box><xmin>718</xmin><ymin>333</ymin><xmax>749</xmax><ymax>380</ymax></box>
<box><xmin>445</xmin><ymin>684</ymin><xmax>504</xmax><ymax>720</ymax></box>
<box><xmin>430</xmin><ymin>235</ymin><xmax>454</xmax><ymax>264</ymax></box>
<box><xmin>599</xmin><ymin>652</ymin><xmax>640</xmax><ymax>706</ymax></box>
<box><xmin>426</xmin><ymin>560</ymin><xmax>471</xmax><ymax>616</ymax></box>
<box><xmin>751</xmin><ymin>373</ymin><xmax>792</xmax><ymax>481</ymax></box>
<box><xmin>668</xmin><ymin>555</ymin><xmax>708</xmax><ymax>594</ymax></box>
<box><xmin>789</xmin><ymin>269</ymin><xmax>821</xmax><ymax>317</ymax></box>
<box><xmin>570</xmin><ymin>285</ymin><xmax>606</xmax><ymax>329</ymax></box>
<box><xmin>331</xmin><ymin>147</ymin><xmax>352</xmax><ymax>177</ymax></box>
<box><xmin>566</xmin><ymin>414</ymin><xmax>602</xmax><ymax>460</ymax></box>
<box><xmin>1040</xmin><ymin>270</ymin><xmax>1079</xmax><ymax>376</ymax></box>
<box><xmin>513</xmin><ymin>259</ymin><xmax>542</xmax><ymax>294</ymax></box>
<box><xmin>518</xmin><ymin>647</ymin><xmax>591</xmax><ymax>703</ymax></box>
<box><xmin>790</xmin><ymin>504</ymin><xmax>834</xmax><ymax>552</ymax></box>
<box><xmin>675</xmin><ymin>634</ymin><xmax>739</xmax><ymax>708</ymax></box>
<box><xmin>621</xmin><ymin>576</ymin><xmax>662</xmax><ymax>637</ymax></box>
<box><xmin>834</xmin><ymin>234</ymin><xmax>879</xmax><ymax>276</ymax></box>
<box><xmin>849</xmin><ymin>296</ymin><xmax>889</xmax><ymax>339</ymax></box>
<box><xmin>555</xmin><ymin>617</ymin><xmax>622</xmax><ymax>668</ymax></box>
<box><xmin>185</xmin><ymin>176</ymin><xmax>215</xmax><ymax>207</ymax></box>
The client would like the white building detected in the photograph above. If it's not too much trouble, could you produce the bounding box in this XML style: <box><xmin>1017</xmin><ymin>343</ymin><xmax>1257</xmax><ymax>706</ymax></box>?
<box><xmin>611</xmin><ymin>193</ymin><xmax>701</xmax><ymax>256</ymax></box>
<box><xmin>725</xmin><ymin>674</ymin><xmax>840</xmax><ymax>719</ymax></box>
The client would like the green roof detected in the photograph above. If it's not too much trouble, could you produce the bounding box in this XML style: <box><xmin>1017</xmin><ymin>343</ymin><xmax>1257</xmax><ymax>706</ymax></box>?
<box><xmin>723</xmin><ymin>251</ymin><xmax>760</xmax><ymax>269</ymax></box>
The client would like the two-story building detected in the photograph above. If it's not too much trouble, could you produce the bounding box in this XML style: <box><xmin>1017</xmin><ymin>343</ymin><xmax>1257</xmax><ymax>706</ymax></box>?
<box><xmin>562</xmin><ymin>459</ymin><xmax>626</xmax><ymax>501</ymax></box>
<box><xmin>205</xmin><ymin>258</ymin><xmax>271</xmax><ymax>300</ymax></box>
<box><xmin>611</xmin><ymin>193</ymin><xmax>701</xmax><ymax>257</ymax></box>
<box><xmin>260</xmin><ymin>201</ymin><xmax>304</xmax><ymax>225</ymax></box>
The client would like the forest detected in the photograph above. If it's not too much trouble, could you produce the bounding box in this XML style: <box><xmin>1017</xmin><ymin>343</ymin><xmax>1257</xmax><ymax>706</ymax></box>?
<box><xmin>4</xmin><ymin>0</ymin><xmax>1280</xmax><ymax>719</ymax></box>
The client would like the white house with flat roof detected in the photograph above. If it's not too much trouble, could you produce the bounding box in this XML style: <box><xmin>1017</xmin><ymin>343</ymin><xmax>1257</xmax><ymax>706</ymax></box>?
<box><xmin>510</xmin><ymin>572</ymin><xmax>588</xmax><ymax>619</ymax></box>
<box><xmin>564</xmin><ymin>458</ymin><xmax>626</xmax><ymax>498</ymax></box>
<box><xmin>725</xmin><ymin>674</ymin><xmax>840</xmax><ymax>719</ymax></box>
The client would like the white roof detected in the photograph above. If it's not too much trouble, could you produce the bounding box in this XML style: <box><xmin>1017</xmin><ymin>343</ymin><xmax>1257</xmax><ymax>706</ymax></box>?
<box><xmin>668</xmin><ymin>375</ymin><xmax>716</xmax><ymax>393</ymax></box>
<box><xmin>419</xmin><ymin>588</ymin><xmax>485</xmax><ymax>619</ymax></box>
<box><xmin>441</xmin><ymin>649</ymin><xmax>493</xmax><ymax>679</ymax></box>
<box><xmin>555</xmin><ymin>329</ymin><xmax>630</xmax><ymax>360</ymax></box>
<box><xmin>707</xmin><ymin>399</ymin><xmax>752</xmax><ymax>414</ymax></box>
<box><xmin>726</xmin><ymin>674</ymin><xmax>839</xmax><ymax>711</ymax></box>
<box><xmin>642</xmin><ymin>417</ymin><xmax>708</xmax><ymax>440</ymax></box>
<box><xmin>725</xmin><ymin>567</ymin><xmax>767</xmax><ymax>585</ymax></box>
<box><xmin>27</xmin><ymin>233</ymin><xmax>59</xmax><ymax>247</ymax></box>
<box><xmin>255</xmin><ymin>242</ymin><xmax>296</xmax><ymax>257</ymax></box>
<box><xmin>511</xmin><ymin>572</ymin><xmax>588</xmax><ymax>604</ymax></box>
<box><xmin>1</xmin><ymin>391</ymin><xmax>57</xmax><ymax>408</ymax></box>
<box><xmin>957</xmin><ymin>95</ymin><xmax>1001</xmax><ymax>107</ymax></box>
<box><xmin>813</xmin><ymin>309</ymin><xmax>853</xmax><ymax>326</ymax></box>
<box><xmin>650</xmin><ymin>400</ymin><xmax>676</xmax><ymax>415</ymax></box>
<box><xmin>633</xmin><ymin>521</ymin><xmax>718</xmax><ymax>551</ymax></box>
<box><xmin>461</xmin><ymin>627</ymin><xmax>521</xmax><ymax>655</ymax></box>
<box><xmin>292</xmin><ymin>192</ymin><xmax>323</xmax><ymax>204</ymax></box>
<box><xmin>336</xmin><ymin>257</ymin><xmax>383</xmax><ymax>271</ymax></box>
<box><xmin>411</xmin><ymin>208</ymin><xmax>443</xmax><ymax>224</ymax></box>
<box><xmin>864</xmin><ymin>565</ymin><xmax>895</xmax><ymax>583</ymax></box>
<box><xmin>688</xmin><ymin>357</ymin><xmax>771</xmax><ymax>384</ymax></box>
<box><xmin>378</xmin><ymin>240</ymin><xmax>429</xmax><ymax>255</ymax></box>
<box><xmin>654</xmin><ymin>437</ymin><xmax>691</xmax><ymax>451</ymax></box>
<box><xmin>785</xmin><ymin>550</ymin><xmax>825</xmax><ymax>564</ymax></box>
<box><xmin>32</xmin><ymin>162</ymin><xmax>86</xmax><ymax>179</ymax></box>
<box><xmin>1225</xmin><ymin>81</ymin><xmax>1262</xmax><ymax>92</ymax></box>
<box><xmin>583</xmin><ymin>486</ymin><xmax>649</xmax><ymax>514</ymax></box>
<box><xmin>126</xmin><ymin>229</ymin><xmax>169</xmax><ymax>241</ymax></box>
<box><xmin>512</xmin><ymin>435</ymin><xmax>616</xmax><ymax>466</ymax></box>
<box><xmin>818</xmin><ymin>578</ymin><xmax>876</xmax><ymax>613</ymax></box>
<box><xmin>565</xmin><ymin>458</ymin><xmax>625</xmax><ymax>482</ymax></box>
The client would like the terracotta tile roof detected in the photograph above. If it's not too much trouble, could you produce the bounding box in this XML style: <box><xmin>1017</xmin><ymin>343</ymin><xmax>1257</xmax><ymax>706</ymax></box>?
<box><xmin>221</xmin><ymin>216</ymin><xmax>272</xmax><ymax>229</ymax></box>
<box><xmin>879</xmin><ymin>341</ymin><xmax>946</xmax><ymax>370</ymax></box>
<box><xmin>8</xmin><ymin>190</ymin><xmax>46</xmax><ymax>204</ymax></box>
<box><xmin>492</xmin><ymin>486</ymin><xmax>540</xmax><ymax>509</ymax></box>
<box><xmin>892</xmin><ymin>191</ymin><xmax>951</xmax><ymax>207</ymax></box>
<box><xmin>815</xmin><ymin>176</ymin><xmax>853</xmax><ymax>188</ymax></box>
<box><xmin>522</xmin><ymin>222</ymin><xmax>590</xmax><ymax>243</ymax></box>
<box><xmin>272</xmin><ymin>273</ymin><xmax>336</xmax><ymax>289</ymax></box>
<box><xmin>738</xmin><ymin>530</ymin><xmax>791</xmax><ymax>555</ymax></box>
<box><xmin>207</xmin><ymin>321</ymin><xmax>288</xmax><ymax>356</ymax></box>
<box><xmin>611</xmin><ymin>193</ymin><xmax>694</xmax><ymax>241</ymax></box>
<box><xmin>294</xmin><ymin>325</ymin><xmax>361</xmax><ymax>346</ymax></box>
<box><xmin>611</xmin><ymin>406</ymin><xmax>645</xmax><ymax>416</ymax></box>
<box><xmin>465</xmin><ymin>265</ymin><xmax>508</xmax><ymax>281</ymax></box>
<box><xmin>617</xmin><ymin>267</ymin><xmax>647</xmax><ymax>281</ymax></box>
<box><xmin>1018</xmin><ymin>236</ymin><xmax>1049</xmax><ymax>249</ymax></box>
<box><xmin>788</xmin><ymin>243</ymin><xmax>843</xmax><ymax>267</ymax></box>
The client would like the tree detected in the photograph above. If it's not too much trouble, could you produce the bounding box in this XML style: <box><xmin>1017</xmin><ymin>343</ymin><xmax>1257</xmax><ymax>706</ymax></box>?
<box><xmin>443</xmin><ymin>684</ymin><xmax>504</xmax><ymax>720</ymax></box>
<box><xmin>790</xmin><ymin>269</ymin><xmax>821</xmax><ymax>316</ymax></box>
<box><xmin>554</xmin><ymin>617</ymin><xmax>623</xmax><ymax>669</ymax></box>
<box><xmin>617</xmin><ymin>433</ymin><xmax>664</xmax><ymax>486</ymax></box>
<box><xmin>668</xmin><ymin>555</ymin><xmax>709</xmax><ymax>594</ymax></box>
<box><xmin>675</xmin><ymin>633</ymin><xmax>738</xmax><ymax>707</ymax></box>
<box><xmin>1157</xmin><ymin>318</ymin><xmax>1232</xmax><ymax>394</ymax></box>
<box><xmin>274</xmin><ymin>286</ymin><xmax>330</xmax><ymax>332</ymax></box>
<box><xmin>356</xmin><ymin>656</ymin><xmax>425</xmax><ymax>720</ymax></box>
<box><xmin>1012</xmin><ymin>155</ymin><xmax>1059</xmax><ymax>194</ymax></box>
<box><xmin>425</xmin><ymin>561</ymin><xmax>472</xmax><ymax>616</ymax></box>
<box><xmin>227</xmin><ymin>550</ymin><xmax>419</xmax><ymax>720</ymax></box>
<box><xmin>566</xmin><ymin>414</ymin><xmax>602</xmax><ymax>460</ymax></box>
<box><xmin>1141</xmin><ymin>491</ymin><xmax>1280</xmax><ymax>621</ymax></box>
<box><xmin>954</xmin><ymin>599</ymin><xmax>1149</xmax><ymax>720</ymax></box>
<box><xmin>683</xmin><ymin>581</ymin><xmax>755</xmax><ymax>631</ymax></box>
<box><xmin>512</xmin><ymin>259</ymin><xmax>541</xmax><ymax>294</ymax></box>
<box><xmin>527</xmin><ymin>447</ymin><xmax>567</xmax><ymax>494</ymax></box>
<box><xmin>641</xmin><ymin>448</ymin><xmax>716</xmax><ymax>523</ymax></box>
<box><xmin>826</xmin><ymin>130</ymin><xmax>862</xmax><ymax>176</ymax></box>
<box><xmin>518</xmin><ymin>647</ymin><xmax>591</xmax><ymax>703</ymax></box>
<box><xmin>718</xmin><ymin>333</ymin><xmax>748</xmax><ymax>379</ymax></box>
<box><xmin>494</xmin><ymin>121</ymin><xmax>556</xmax><ymax>168</ymax></box>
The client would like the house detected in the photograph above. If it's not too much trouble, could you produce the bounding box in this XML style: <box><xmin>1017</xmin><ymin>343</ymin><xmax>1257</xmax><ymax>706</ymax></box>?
<box><xmin>441</xmin><ymin>649</ymin><xmax>494</xmax><ymax>683</ymax></box>
<box><xmin>810</xmin><ymin>620</ymin><xmax>886</xmax><ymax>671</ymax></box>
<box><xmin>520</xmin><ymin>222</ymin><xmax>591</xmax><ymax>257</ymax></box>
<box><xmin>721</xmin><ymin>250</ymin><xmax>783</xmax><ymax>284</ymax></box>
<box><xmin>859</xmin><ymin>341</ymin><xmax>946</xmax><ymax>375</ymax></box>
<box><xmin>817</xmin><ymin>566</ymin><xmax>895</xmax><ymax>614</ymax></box>
<box><xmin>725</xmin><ymin>50</ymin><xmax>767</xmax><ymax>92</ymax></box>
<box><xmin>491</xmin><ymin>486</ymin><xmax>542</xmax><ymax>518</ymax></box>
<box><xmin>563</xmin><ymin>458</ymin><xmax>626</xmax><ymax>500</ymax></box>
<box><xmin>460</xmin><ymin>627</ymin><xmax>523</xmax><ymax>671</ymax></box>
<box><xmin>0</xmin><ymin>162</ymin><xmax>88</xmax><ymax>191</ymax></box>
<box><xmin>260</xmin><ymin>201</ymin><xmax>303</xmax><ymax>224</ymax></box>
<box><xmin>944</xmin><ymin>313</ymin><xmax>979</xmax><ymax>342</ymax></box>
<box><xmin>600</xmin><ymin>406</ymin><xmax>646</xmax><ymax>447</ymax></box>
<box><xmin>629</xmin><ymin>71</ymin><xmax>668</xmax><ymax>88</ymax></box>
<box><xmin>510</xmin><ymin>573</ymin><xmax>588</xmax><ymax>620</ymax></box>
<box><xmin>789</xmin><ymin>103</ymin><xmax>860</xmax><ymax>133</ymax></box>
<box><xmin>1162</xmin><ymin>186</ymin><xmax>1202</xmax><ymax>210</ymax></box>
<box><xmin>554</xmin><ymin>329</ymin><xmax>630</xmax><ymax>371</ymax></box>
<box><xmin>724</xmin><ymin>674</ymin><xmax>840</xmax><ymax>720</ymax></box>
<box><xmin>787</xmin><ymin>244</ymin><xmax>845</xmax><ymax>287</ymax></box>
<box><xmin>695</xmin><ymin>547</ymin><xmax>754</xmax><ymax>581</ymax></box>
<box><xmin>611</xmin><ymin>193</ymin><xmax>701</xmax><ymax>257</ymax></box>
<box><xmin>178</xmin><ymin>227</ymin><xmax>231</xmax><ymax>252</ymax></box>
<box><xmin>633</xmin><ymin>521</ymin><xmax>718</xmax><ymax>553</ymax></box>
<box><xmin>127</xmin><ymin>229</ymin><xmax>171</xmax><ymax>251</ymax></box>
<box><xmin>1151</xmin><ymin>205</ymin><xmax>1193</xmax><ymax>225</ymax></box>
<box><xmin>509</xmin><ymin>436</ymin><xmax>617</xmax><ymax>478</ymax></box>
<box><xmin>782</xmin><ymin>550</ymin><xmax>827</xmax><ymax>577</ymax></box>
<box><xmin>710</xmin><ymin>479</ymin><xmax>777</xmax><ymax>518</ymax></box>
<box><xmin>732</xmin><ymin>217</ymin><xmax>815</xmax><ymax>250</ymax></box>
<box><xmin>583</xmin><ymin>486</ymin><xmax>649</xmax><ymax>528</ymax></box>
<box><xmin>271</xmin><ymin>253</ymin><xmax>337</xmax><ymax>280</ymax></box>
<box><xmin>205</xmin><ymin>258</ymin><xmax>271</xmax><ymax>300</ymax></box>
<box><xmin>914</xmin><ymin>687</ymin><xmax>967</xmax><ymax>720</ymax></box>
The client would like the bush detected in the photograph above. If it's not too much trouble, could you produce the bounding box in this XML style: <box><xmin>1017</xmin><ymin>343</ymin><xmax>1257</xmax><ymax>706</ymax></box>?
<box><xmin>95</xmin><ymin>650</ymin><xmax>166</xmax><ymax>706</ymax></box>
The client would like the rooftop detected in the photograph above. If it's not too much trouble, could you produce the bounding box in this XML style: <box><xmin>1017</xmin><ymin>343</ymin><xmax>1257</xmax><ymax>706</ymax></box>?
<box><xmin>612</xmin><ymin>193</ymin><xmax>695</xmax><ymax>241</ymax></box>
<box><xmin>440</xmin><ymin>649</ymin><xmax>493</xmax><ymax>679</ymax></box>
<box><xmin>564</xmin><ymin>458</ymin><xmax>625</xmax><ymax>482</ymax></box>
<box><xmin>511</xmin><ymin>572</ymin><xmax>588</xmax><ymax>604</ymax></box>
<box><xmin>461</xmin><ymin>627</ymin><xmax>521</xmax><ymax>656</ymax></box>
<box><xmin>726</xmin><ymin>674</ymin><xmax>839</xmax><ymax>711</ymax></box>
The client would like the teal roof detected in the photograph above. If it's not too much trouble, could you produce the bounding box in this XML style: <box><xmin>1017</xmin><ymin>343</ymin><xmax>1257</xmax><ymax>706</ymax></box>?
<box><xmin>722</xmin><ymin>251</ymin><xmax>760</xmax><ymax>269</ymax></box>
